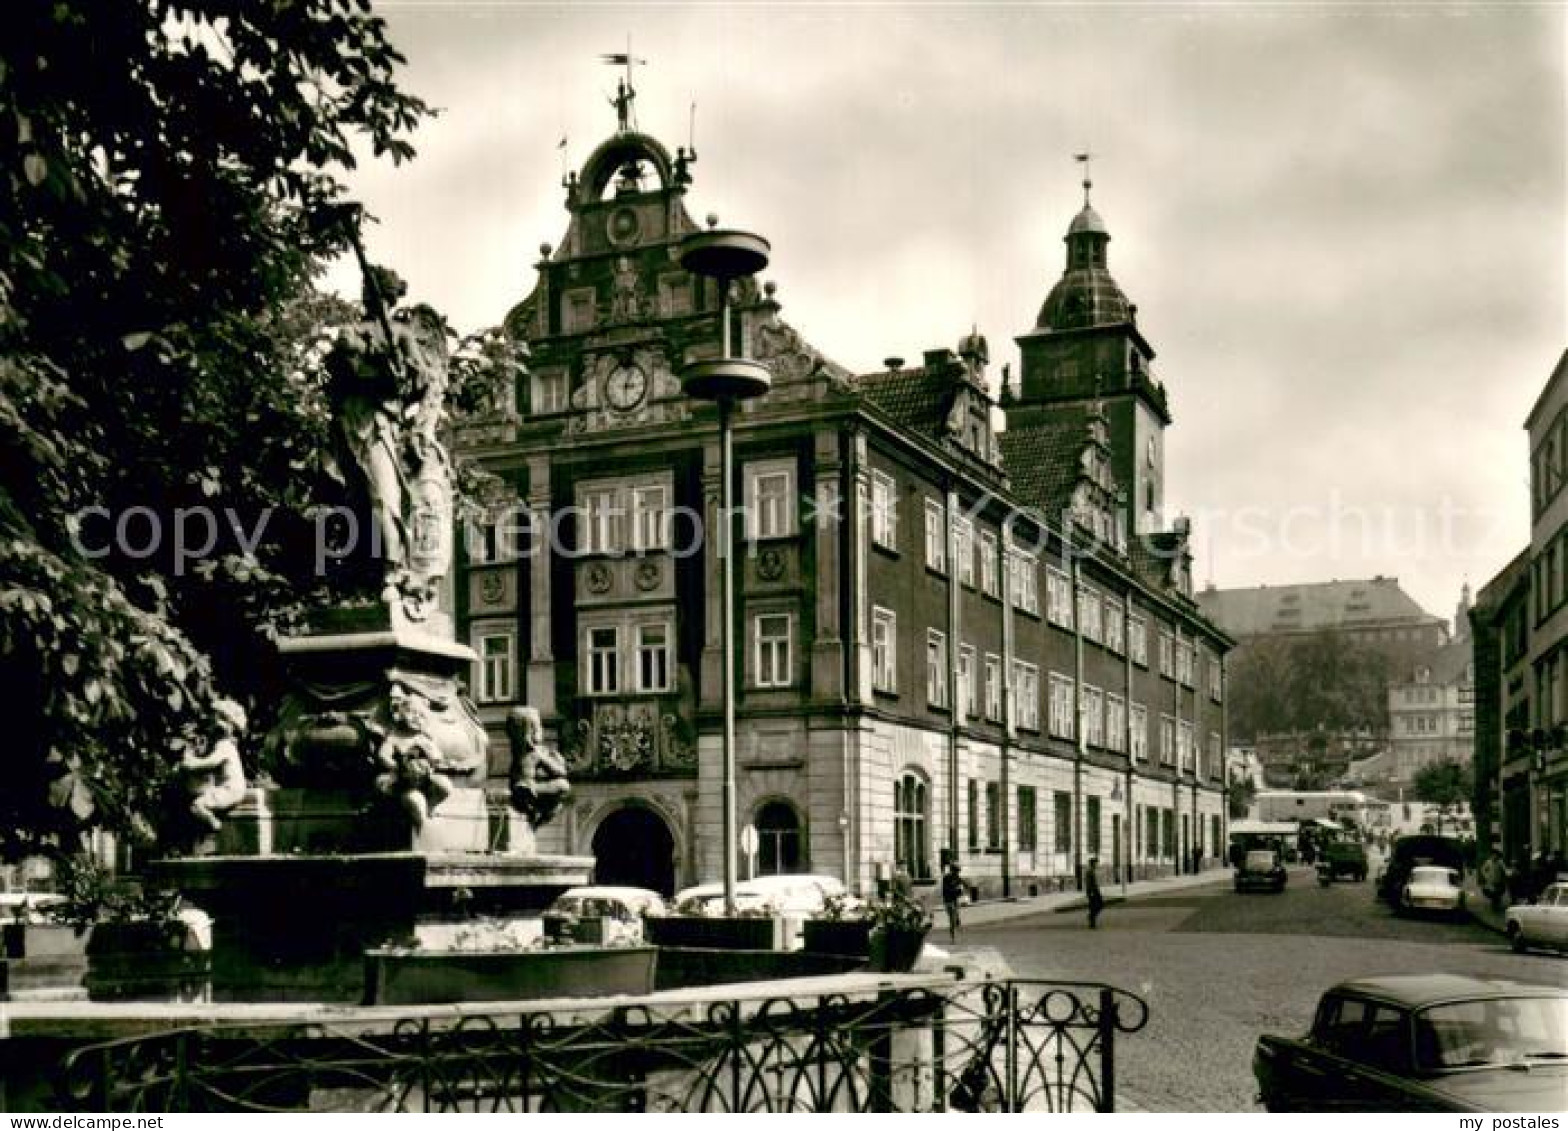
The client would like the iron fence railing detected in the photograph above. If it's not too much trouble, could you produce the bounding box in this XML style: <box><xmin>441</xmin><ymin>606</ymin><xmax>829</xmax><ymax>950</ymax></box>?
<box><xmin>54</xmin><ymin>978</ymin><xmax>1148</xmax><ymax>1113</ymax></box>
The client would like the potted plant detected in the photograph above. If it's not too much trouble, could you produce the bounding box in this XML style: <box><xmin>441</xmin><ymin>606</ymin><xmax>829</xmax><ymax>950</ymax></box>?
<box><xmin>47</xmin><ymin>855</ymin><xmax>210</xmax><ymax>1002</ymax></box>
<box><xmin>866</xmin><ymin>887</ymin><xmax>932</xmax><ymax>973</ymax></box>
<box><xmin>802</xmin><ymin>891</ymin><xmax>874</xmax><ymax>957</ymax></box>
<box><xmin>645</xmin><ymin>895</ymin><xmax>784</xmax><ymax>951</ymax></box>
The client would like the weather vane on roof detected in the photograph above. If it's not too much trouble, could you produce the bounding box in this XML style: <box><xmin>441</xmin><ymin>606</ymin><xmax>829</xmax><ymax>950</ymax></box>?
<box><xmin>1074</xmin><ymin>150</ymin><xmax>1094</xmax><ymax>206</ymax></box>
<box><xmin>600</xmin><ymin>40</ymin><xmax>646</xmax><ymax>133</ymax></box>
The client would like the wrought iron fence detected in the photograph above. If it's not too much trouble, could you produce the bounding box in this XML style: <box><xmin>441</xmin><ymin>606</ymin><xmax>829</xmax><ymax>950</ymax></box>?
<box><xmin>55</xmin><ymin>978</ymin><xmax>1147</xmax><ymax>1113</ymax></box>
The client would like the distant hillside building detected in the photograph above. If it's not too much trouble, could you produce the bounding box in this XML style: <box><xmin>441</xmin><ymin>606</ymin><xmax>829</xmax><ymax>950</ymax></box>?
<box><xmin>1197</xmin><ymin>578</ymin><xmax>1448</xmax><ymax>650</ymax></box>
<box><xmin>1382</xmin><ymin>639</ymin><xmax>1475</xmax><ymax>788</ymax></box>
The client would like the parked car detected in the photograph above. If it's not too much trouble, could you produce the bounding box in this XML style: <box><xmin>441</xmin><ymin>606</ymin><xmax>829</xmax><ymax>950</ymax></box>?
<box><xmin>1399</xmin><ymin>866</ymin><xmax>1466</xmax><ymax>918</ymax></box>
<box><xmin>1377</xmin><ymin>834</ymin><xmax>1466</xmax><ymax>904</ymax></box>
<box><xmin>671</xmin><ymin>875</ymin><xmax>861</xmax><ymax>947</ymax></box>
<box><xmin>543</xmin><ymin>886</ymin><xmax>668</xmax><ymax>945</ymax></box>
<box><xmin>1506</xmin><ymin>882</ymin><xmax>1568</xmax><ymax>954</ymax></box>
<box><xmin>1235</xmin><ymin>848</ymin><xmax>1287</xmax><ymax>893</ymax></box>
<box><xmin>1317</xmin><ymin>840</ymin><xmax>1369</xmax><ymax>884</ymax></box>
<box><xmin>1254</xmin><ymin>974</ymin><xmax>1567</xmax><ymax>1111</ymax></box>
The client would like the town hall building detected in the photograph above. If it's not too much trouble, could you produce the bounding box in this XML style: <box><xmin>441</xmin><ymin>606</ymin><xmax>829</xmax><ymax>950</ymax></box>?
<box><xmin>453</xmin><ymin>103</ymin><xmax>1231</xmax><ymax>898</ymax></box>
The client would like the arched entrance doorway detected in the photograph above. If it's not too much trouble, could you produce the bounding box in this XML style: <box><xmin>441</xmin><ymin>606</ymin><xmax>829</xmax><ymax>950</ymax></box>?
<box><xmin>591</xmin><ymin>806</ymin><xmax>676</xmax><ymax>896</ymax></box>
<box><xmin>755</xmin><ymin>799</ymin><xmax>805</xmax><ymax>876</ymax></box>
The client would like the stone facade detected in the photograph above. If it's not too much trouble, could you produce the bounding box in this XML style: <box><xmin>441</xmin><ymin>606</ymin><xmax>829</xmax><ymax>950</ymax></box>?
<box><xmin>454</xmin><ymin>113</ymin><xmax>1230</xmax><ymax>898</ymax></box>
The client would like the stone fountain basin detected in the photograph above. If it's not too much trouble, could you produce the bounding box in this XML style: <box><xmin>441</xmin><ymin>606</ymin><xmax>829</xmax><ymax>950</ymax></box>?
<box><xmin>363</xmin><ymin>944</ymin><xmax>657</xmax><ymax>1006</ymax></box>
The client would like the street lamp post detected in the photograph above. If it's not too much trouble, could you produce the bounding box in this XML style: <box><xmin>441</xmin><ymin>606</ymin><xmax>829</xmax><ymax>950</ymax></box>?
<box><xmin>678</xmin><ymin>215</ymin><xmax>771</xmax><ymax>916</ymax></box>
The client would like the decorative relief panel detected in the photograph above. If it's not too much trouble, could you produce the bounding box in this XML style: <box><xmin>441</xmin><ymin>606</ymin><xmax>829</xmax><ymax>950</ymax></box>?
<box><xmin>567</xmin><ymin>346</ymin><xmax>690</xmax><ymax>436</ymax></box>
<box><xmin>468</xmin><ymin>566</ymin><xmax>518</xmax><ymax>614</ymax></box>
<box><xmin>561</xmin><ymin>698</ymin><xmax>697</xmax><ymax>779</ymax></box>
<box><xmin>747</xmin><ymin>543</ymin><xmax>798</xmax><ymax>589</ymax></box>
<box><xmin>575</xmin><ymin>557</ymin><xmax>676</xmax><ymax>604</ymax></box>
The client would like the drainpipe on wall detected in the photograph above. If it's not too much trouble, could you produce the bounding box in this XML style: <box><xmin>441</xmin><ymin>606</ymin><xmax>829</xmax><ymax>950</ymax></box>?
<box><xmin>1124</xmin><ymin>588</ymin><xmax>1136</xmax><ymax>889</ymax></box>
<box><xmin>1001</xmin><ymin>519</ymin><xmax>1015</xmax><ymax>898</ymax></box>
<box><xmin>946</xmin><ymin>485</ymin><xmax>962</xmax><ymax>867</ymax></box>
<box><xmin>1072</xmin><ymin>554</ymin><xmax>1085</xmax><ymax>888</ymax></box>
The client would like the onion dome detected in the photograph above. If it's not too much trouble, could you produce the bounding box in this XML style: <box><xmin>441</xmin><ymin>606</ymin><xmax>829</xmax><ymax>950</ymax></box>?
<box><xmin>1035</xmin><ymin>203</ymin><xmax>1132</xmax><ymax>332</ymax></box>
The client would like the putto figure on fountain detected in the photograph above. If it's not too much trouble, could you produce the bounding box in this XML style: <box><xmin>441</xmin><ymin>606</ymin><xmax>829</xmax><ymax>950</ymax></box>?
<box><xmin>325</xmin><ymin>265</ymin><xmax>454</xmax><ymax>624</ymax></box>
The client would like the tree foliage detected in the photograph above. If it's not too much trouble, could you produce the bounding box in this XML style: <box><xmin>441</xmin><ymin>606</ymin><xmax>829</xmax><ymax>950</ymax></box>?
<box><xmin>0</xmin><ymin>0</ymin><xmax>431</xmax><ymax>859</ymax></box>
<box><xmin>1412</xmin><ymin>758</ymin><xmax>1473</xmax><ymax>834</ymax></box>
<box><xmin>1226</xmin><ymin>630</ymin><xmax>1413</xmax><ymax>744</ymax></box>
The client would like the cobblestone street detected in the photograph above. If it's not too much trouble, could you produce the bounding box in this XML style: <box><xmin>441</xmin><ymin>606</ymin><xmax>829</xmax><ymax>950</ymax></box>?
<box><xmin>961</xmin><ymin>867</ymin><xmax>1567</xmax><ymax>1111</ymax></box>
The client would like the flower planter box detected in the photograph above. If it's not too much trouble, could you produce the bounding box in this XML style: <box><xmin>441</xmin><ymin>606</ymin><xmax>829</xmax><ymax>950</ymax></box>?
<box><xmin>364</xmin><ymin>945</ymin><xmax>657</xmax><ymax>1005</ymax></box>
<box><xmin>868</xmin><ymin>926</ymin><xmax>929</xmax><ymax>973</ymax></box>
<box><xmin>85</xmin><ymin>921</ymin><xmax>211</xmax><ymax>1003</ymax></box>
<box><xmin>645</xmin><ymin>915</ymin><xmax>782</xmax><ymax>951</ymax></box>
<box><xmin>801</xmin><ymin>919</ymin><xmax>873</xmax><ymax>957</ymax></box>
<box><xmin>0</xmin><ymin>922</ymin><xmax>92</xmax><ymax>1001</ymax></box>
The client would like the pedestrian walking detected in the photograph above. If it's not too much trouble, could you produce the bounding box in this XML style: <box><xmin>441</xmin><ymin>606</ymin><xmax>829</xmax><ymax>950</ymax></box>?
<box><xmin>1084</xmin><ymin>857</ymin><xmax>1105</xmax><ymax>929</ymax></box>
<box><xmin>941</xmin><ymin>863</ymin><xmax>964</xmax><ymax>941</ymax></box>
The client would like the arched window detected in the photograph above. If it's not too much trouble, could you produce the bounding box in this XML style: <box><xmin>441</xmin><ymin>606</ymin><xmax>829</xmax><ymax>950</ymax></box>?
<box><xmin>755</xmin><ymin>800</ymin><xmax>804</xmax><ymax>876</ymax></box>
<box><xmin>895</xmin><ymin>773</ymin><xmax>931</xmax><ymax>881</ymax></box>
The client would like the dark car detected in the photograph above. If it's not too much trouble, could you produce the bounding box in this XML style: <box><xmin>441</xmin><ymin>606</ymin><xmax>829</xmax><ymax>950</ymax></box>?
<box><xmin>1235</xmin><ymin>848</ymin><xmax>1288</xmax><ymax>893</ymax></box>
<box><xmin>1254</xmin><ymin>975</ymin><xmax>1567</xmax><ymax>1112</ymax></box>
<box><xmin>1318</xmin><ymin>839</ymin><xmax>1369</xmax><ymax>883</ymax></box>
<box><xmin>1377</xmin><ymin>835</ymin><xmax>1466</xmax><ymax>904</ymax></box>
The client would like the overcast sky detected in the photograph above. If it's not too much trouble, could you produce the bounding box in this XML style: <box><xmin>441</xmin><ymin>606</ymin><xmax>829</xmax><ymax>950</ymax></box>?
<box><xmin>339</xmin><ymin>1</ymin><xmax>1566</xmax><ymax>627</ymax></box>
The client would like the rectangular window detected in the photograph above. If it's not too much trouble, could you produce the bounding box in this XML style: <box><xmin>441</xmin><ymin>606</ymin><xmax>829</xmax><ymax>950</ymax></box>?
<box><xmin>754</xmin><ymin>613</ymin><xmax>792</xmax><ymax>688</ymax></box>
<box><xmin>986</xmin><ymin>781</ymin><xmax>1001</xmax><ymax>850</ymax></box>
<box><xmin>1130</xmin><ymin>703</ymin><xmax>1148</xmax><ymax>761</ymax></box>
<box><xmin>871</xmin><ymin>607</ymin><xmax>898</xmax><ymax>693</ymax></box>
<box><xmin>1104</xmin><ymin>600</ymin><xmax>1125</xmax><ymax>654</ymax></box>
<box><xmin>1129</xmin><ymin>616</ymin><xmax>1148</xmax><ymax>666</ymax></box>
<box><xmin>1209</xmin><ymin>657</ymin><xmax>1223</xmax><ymax>702</ymax></box>
<box><xmin>631</xmin><ymin>485</ymin><xmax>669</xmax><ymax>551</ymax></box>
<box><xmin>927</xmin><ymin>630</ymin><xmax>949</xmax><ymax>708</ymax></box>
<box><xmin>476</xmin><ymin>631</ymin><xmax>515</xmax><ymax>703</ymax></box>
<box><xmin>1178</xmin><ymin>720</ymin><xmax>1195</xmax><ymax>771</ymax></box>
<box><xmin>534</xmin><ymin>370</ymin><xmax>567</xmax><ymax>414</ymax></box>
<box><xmin>1176</xmin><ymin>640</ymin><xmax>1194</xmax><ymax>686</ymax></box>
<box><xmin>1159</xmin><ymin>631</ymin><xmax>1175</xmax><ymax>678</ymax></box>
<box><xmin>1146</xmin><ymin>807</ymin><xmax>1159</xmax><ymax>857</ymax></box>
<box><xmin>967</xmin><ymin>779</ymin><xmax>980</xmax><ymax>852</ymax></box>
<box><xmin>1013</xmin><ymin>661</ymin><xmax>1040</xmax><ymax>730</ymax></box>
<box><xmin>1106</xmin><ymin>693</ymin><xmax>1127</xmax><ymax>753</ymax></box>
<box><xmin>954</xmin><ymin>515</ymin><xmax>975</xmax><ymax>587</ymax></box>
<box><xmin>924</xmin><ymin>499</ymin><xmax>947</xmax><ymax>572</ymax></box>
<box><xmin>582</xmin><ymin>487</ymin><xmax>622</xmax><ymax>554</ymax></box>
<box><xmin>1208</xmin><ymin>732</ymin><xmax>1222</xmax><ymax>778</ymax></box>
<box><xmin>1054</xmin><ymin>791</ymin><xmax>1073</xmax><ymax>854</ymax></box>
<box><xmin>1018</xmin><ymin>786</ymin><xmax>1037</xmax><ymax>851</ymax></box>
<box><xmin>636</xmin><ymin>622</ymin><xmax>672</xmax><ymax>692</ymax></box>
<box><xmin>1078</xmin><ymin>586</ymin><xmax>1102</xmax><ymax>642</ymax></box>
<box><xmin>1160</xmin><ymin>715</ymin><xmax>1176</xmax><ymax>766</ymax></box>
<box><xmin>980</xmin><ymin>531</ymin><xmax>999</xmax><ymax>597</ymax></box>
<box><xmin>984</xmin><ymin>653</ymin><xmax>1002</xmax><ymax>721</ymax></box>
<box><xmin>1082</xmin><ymin>684</ymin><xmax>1104</xmax><ymax>747</ymax></box>
<box><xmin>1010</xmin><ymin>552</ymin><xmax>1040</xmax><ymax>614</ymax></box>
<box><xmin>1163</xmin><ymin>809</ymin><xmax>1176</xmax><ymax>858</ymax></box>
<box><xmin>748</xmin><ymin>464</ymin><xmax>795</xmax><ymax>539</ymax></box>
<box><xmin>959</xmin><ymin>644</ymin><xmax>977</xmax><ymax>720</ymax></box>
<box><xmin>1046</xmin><ymin>567</ymin><xmax>1073</xmax><ymax>627</ymax></box>
<box><xmin>871</xmin><ymin>470</ymin><xmax>898</xmax><ymax>549</ymax></box>
<box><xmin>587</xmin><ymin>625</ymin><xmax>620</xmax><ymax>695</ymax></box>
<box><xmin>1049</xmin><ymin>673</ymin><xmax>1076</xmax><ymax>739</ymax></box>
<box><xmin>1087</xmin><ymin>796</ymin><xmax>1102</xmax><ymax>857</ymax></box>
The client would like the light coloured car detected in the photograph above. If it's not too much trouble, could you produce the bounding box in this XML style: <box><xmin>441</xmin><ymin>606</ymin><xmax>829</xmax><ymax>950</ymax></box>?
<box><xmin>1400</xmin><ymin>865</ymin><xmax>1465</xmax><ymax>918</ymax></box>
<box><xmin>672</xmin><ymin>874</ymin><xmax>862</xmax><ymax>948</ymax></box>
<box><xmin>543</xmin><ymin>885</ymin><xmax>668</xmax><ymax>945</ymax></box>
<box><xmin>1506</xmin><ymin>882</ymin><xmax>1568</xmax><ymax>954</ymax></box>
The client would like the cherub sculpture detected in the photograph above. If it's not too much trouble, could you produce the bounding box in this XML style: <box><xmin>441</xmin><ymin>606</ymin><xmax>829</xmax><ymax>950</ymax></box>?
<box><xmin>371</xmin><ymin>683</ymin><xmax>452</xmax><ymax>829</ymax></box>
<box><xmin>183</xmin><ymin>698</ymin><xmax>249</xmax><ymax>832</ymax></box>
<box><xmin>507</xmin><ymin>706</ymin><xmax>572</xmax><ymax>830</ymax></box>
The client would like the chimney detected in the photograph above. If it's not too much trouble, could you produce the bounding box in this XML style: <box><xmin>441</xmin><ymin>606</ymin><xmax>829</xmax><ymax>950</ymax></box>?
<box><xmin>883</xmin><ymin>356</ymin><xmax>904</xmax><ymax>372</ymax></box>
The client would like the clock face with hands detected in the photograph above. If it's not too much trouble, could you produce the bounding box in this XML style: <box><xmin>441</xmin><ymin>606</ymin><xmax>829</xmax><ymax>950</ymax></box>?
<box><xmin>605</xmin><ymin>362</ymin><xmax>648</xmax><ymax>411</ymax></box>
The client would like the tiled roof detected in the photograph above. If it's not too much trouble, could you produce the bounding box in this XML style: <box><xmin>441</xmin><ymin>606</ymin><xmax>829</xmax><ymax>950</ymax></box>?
<box><xmin>997</xmin><ymin>408</ymin><xmax>1089</xmax><ymax>518</ymax></box>
<box><xmin>1401</xmin><ymin>639</ymin><xmax>1473</xmax><ymax>686</ymax></box>
<box><xmin>1197</xmin><ymin>578</ymin><xmax>1440</xmax><ymax>638</ymax></box>
<box><xmin>857</xmin><ymin>364</ymin><xmax>951</xmax><ymax>439</ymax></box>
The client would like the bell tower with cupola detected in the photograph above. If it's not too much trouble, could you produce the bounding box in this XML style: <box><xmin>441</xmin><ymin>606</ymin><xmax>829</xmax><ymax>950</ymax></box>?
<box><xmin>1011</xmin><ymin>162</ymin><xmax>1173</xmax><ymax>534</ymax></box>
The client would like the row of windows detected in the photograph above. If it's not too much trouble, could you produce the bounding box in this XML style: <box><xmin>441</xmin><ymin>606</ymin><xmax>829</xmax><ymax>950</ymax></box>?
<box><xmin>908</xmin><ymin>499</ymin><xmax>1222</xmax><ymax>699</ymax></box>
<box><xmin>576</xmin><ymin>461</ymin><xmax>799</xmax><ymax>556</ymax></box>
<box><xmin>871</xmin><ymin>607</ymin><xmax>1218</xmax><ymax>769</ymax></box>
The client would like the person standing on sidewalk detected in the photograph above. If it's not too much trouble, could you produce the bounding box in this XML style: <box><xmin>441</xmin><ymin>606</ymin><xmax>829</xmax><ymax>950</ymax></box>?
<box><xmin>1085</xmin><ymin>858</ymin><xmax>1105</xmax><ymax>929</ymax></box>
<box><xmin>941</xmin><ymin>863</ymin><xmax>965</xmax><ymax>941</ymax></box>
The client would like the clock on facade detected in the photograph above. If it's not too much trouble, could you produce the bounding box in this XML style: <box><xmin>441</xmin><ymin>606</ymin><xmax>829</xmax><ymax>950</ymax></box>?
<box><xmin>605</xmin><ymin>362</ymin><xmax>648</xmax><ymax>411</ymax></box>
